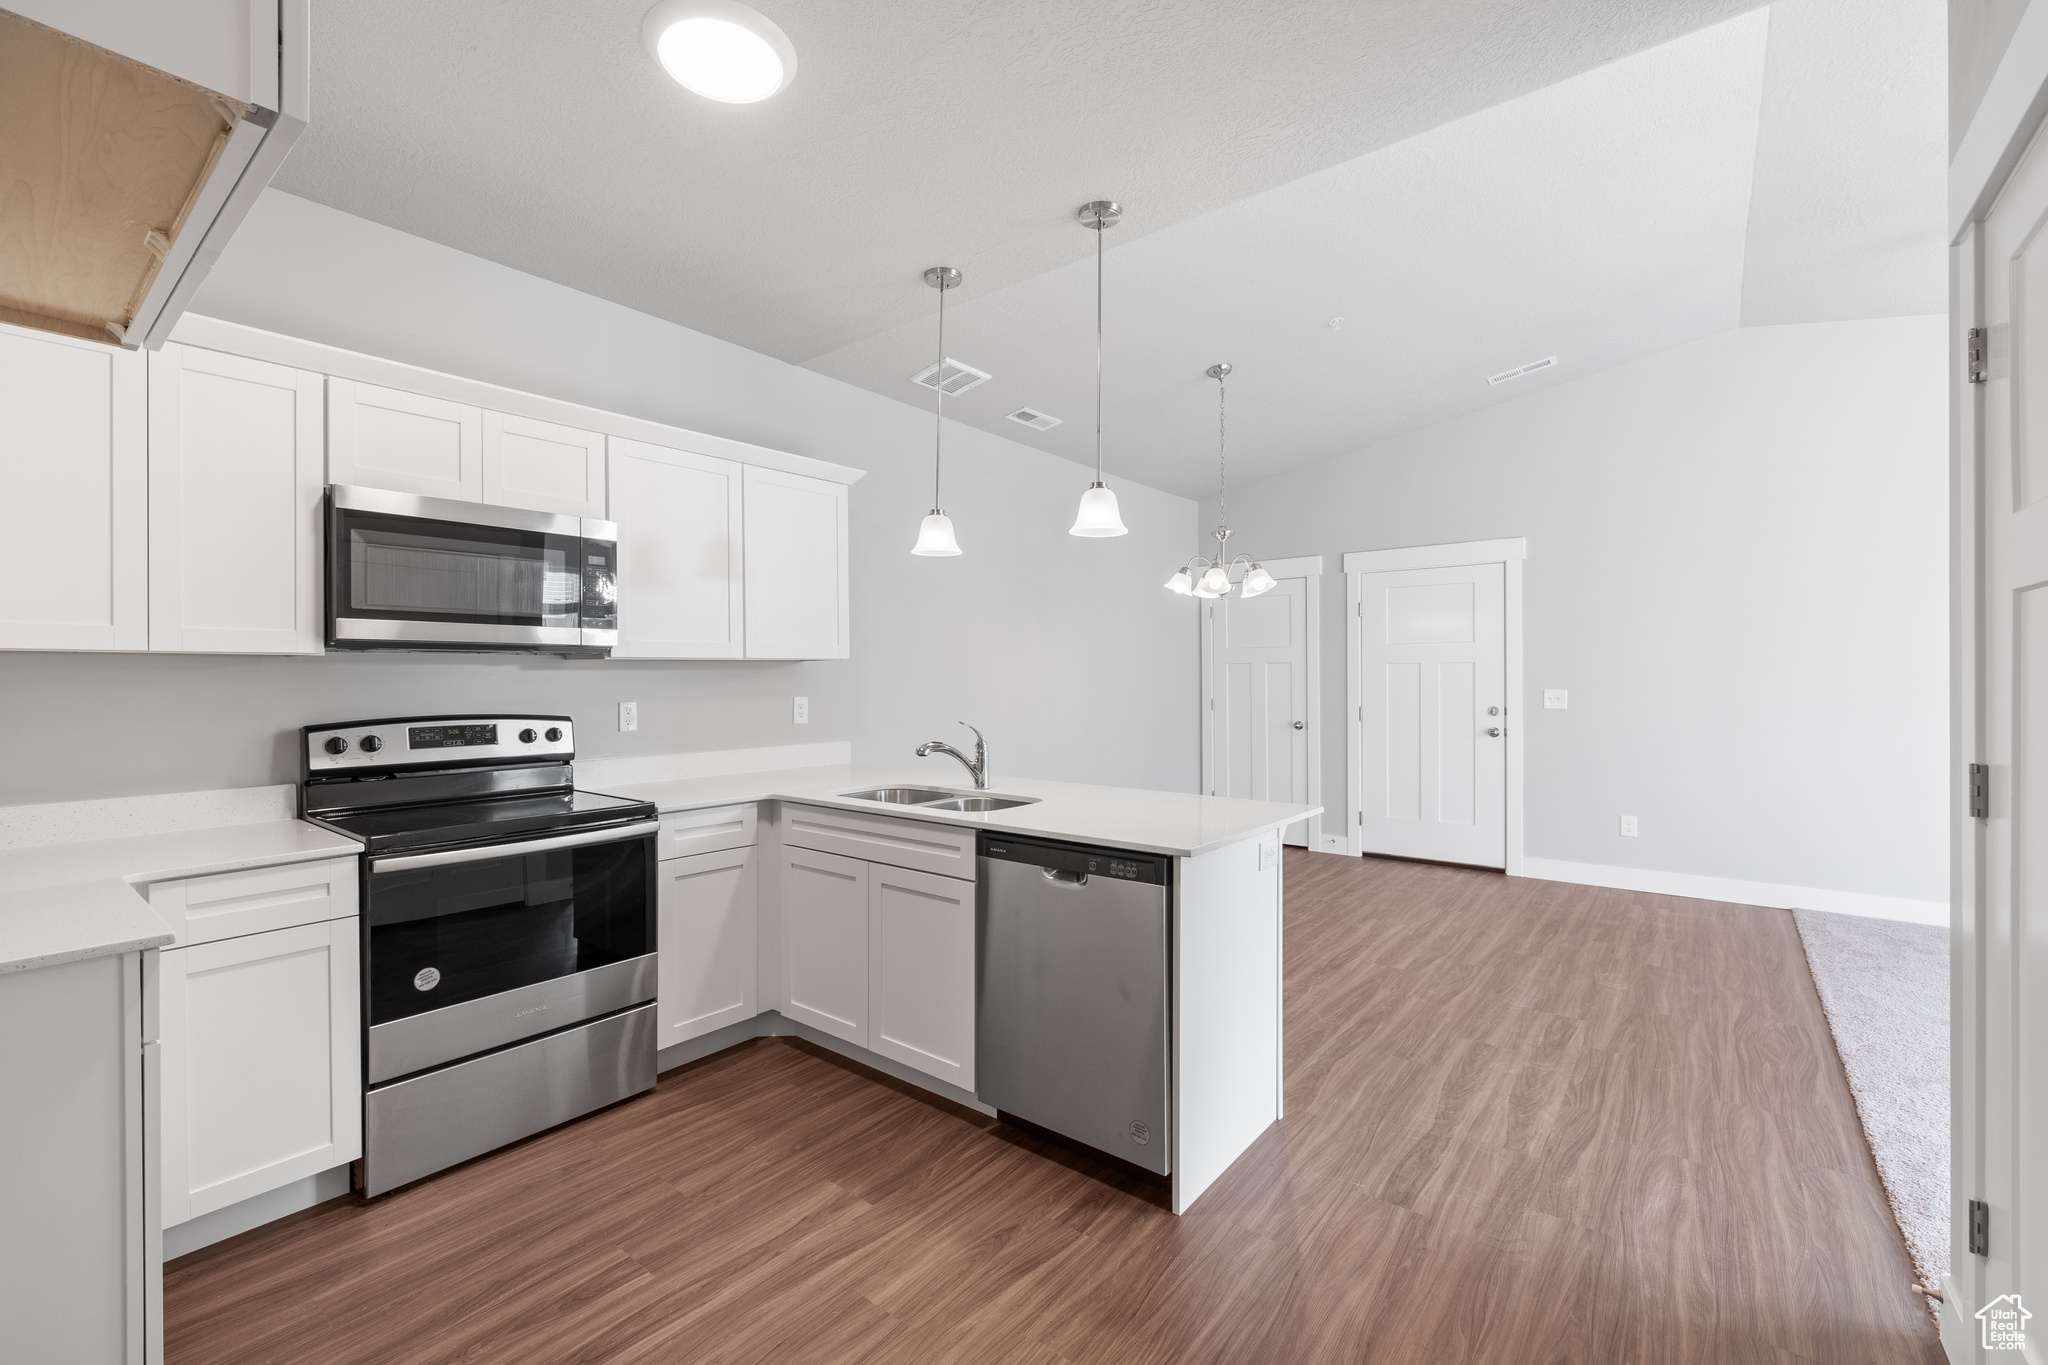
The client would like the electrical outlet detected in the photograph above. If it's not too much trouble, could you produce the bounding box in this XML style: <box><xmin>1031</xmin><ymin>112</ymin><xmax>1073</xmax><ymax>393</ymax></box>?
<box><xmin>793</xmin><ymin>696</ymin><xmax>809</xmax><ymax>724</ymax></box>
<box><xmin>1620</xmin><ymin>815</ymin><xmax>1638</xmax><ymax>837</ymax></box>
<box><xmin>618</xmin><ymin>701</ymin><xmax>638</xmax><ymax>732</ymax></box>
<box><xmin>1258</xmin><ymin>837</ymin><xmax>1279</xmax><ymax>871</ymax></box>
<box><xmin>1544</xmin><ymin>689</ymin><xmax>1569</xmax><ymax>709</ymax></box>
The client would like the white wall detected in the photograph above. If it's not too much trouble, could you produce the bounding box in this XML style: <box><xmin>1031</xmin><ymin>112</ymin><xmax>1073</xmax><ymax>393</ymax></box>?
<box><xmin>1208</xmin><ymin>317</ymin><xmax>1948</xmax><ymax>907</ymax></box>
<box><xmin>0</xmin><ymin>191</ymin><xmax>1199</xmax><ymax>804</ymax></box>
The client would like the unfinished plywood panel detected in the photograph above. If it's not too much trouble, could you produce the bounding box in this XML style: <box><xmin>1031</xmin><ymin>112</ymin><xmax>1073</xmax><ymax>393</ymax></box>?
<box><xmin>0</xmin><ymin>10</ymin><xmax>244</xmax><ymax>345</ymax></box>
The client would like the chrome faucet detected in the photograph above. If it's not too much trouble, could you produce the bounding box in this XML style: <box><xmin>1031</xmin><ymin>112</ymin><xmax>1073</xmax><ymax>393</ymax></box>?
<box><xmin>916</xmin><ymin>722</ymin><xmax>989</xmax><ymax>790</ymax></box>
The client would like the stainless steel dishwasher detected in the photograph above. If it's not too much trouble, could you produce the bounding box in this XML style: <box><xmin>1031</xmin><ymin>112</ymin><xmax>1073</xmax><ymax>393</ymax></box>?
<box><xmin>977</xmin><ymin>833</ymin><xmax>1171</xmax><ymax>1175</ymax></box>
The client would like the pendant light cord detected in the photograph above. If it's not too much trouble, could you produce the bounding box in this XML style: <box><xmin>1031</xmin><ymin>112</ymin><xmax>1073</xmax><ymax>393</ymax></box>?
<box><xmin>1216</xmin><ymin>370</ymin><xmax>1227</xmax><ymax>535</ymax></box>
<box><xmin>1094</xmin><ymin>219</ymin><xmax>1104</xmax><ymax>482</ymax></box>
<box><xmin>933</xmin><ymin>276</ymin><xmax>946</xmax><ymax>508</ymax></box>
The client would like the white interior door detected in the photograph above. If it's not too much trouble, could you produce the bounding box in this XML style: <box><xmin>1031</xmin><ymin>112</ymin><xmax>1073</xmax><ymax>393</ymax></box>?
<box><xmin>1203</xmin><ymin>576</ymin><xmax>1311</xmax><ymax>845</ymax></box>
<box><xmin>1354</xmin><ymin>562</ymin><xmax>1506</xmax><ymax>868</ymax></box>
<box><xmin>1959</xmin><ymin>116</ymin><xmax>2048</xmax><ymax>1355</ymax></box>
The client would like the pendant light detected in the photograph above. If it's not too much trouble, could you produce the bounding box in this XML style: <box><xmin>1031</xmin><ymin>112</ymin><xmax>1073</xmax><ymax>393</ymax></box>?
<box><xmin>1069</xmin><ymin>200</ymin><xmax>1130</xmax><ymax>536</ymax></box>
<box><xmin>911</xmin><ymin>266</ymin><xmax>964</xmax><ymax>556</ymax></box>
<box><xmin>1166</xmin><ymin>363</ymin><xmax>1273</xmax><ymax>599</ymax></box>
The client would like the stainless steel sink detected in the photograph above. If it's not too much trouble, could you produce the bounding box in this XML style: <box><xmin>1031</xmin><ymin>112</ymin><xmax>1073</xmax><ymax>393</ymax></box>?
<box><xmin>838</xmin><ymin>787</ymin><xmax>959</xmax><ymax>804</ymax></box>
<box><xmin>917</xmin><ymin>795</ymin><xmax>1041</xmax><ymax>812</ymax></box>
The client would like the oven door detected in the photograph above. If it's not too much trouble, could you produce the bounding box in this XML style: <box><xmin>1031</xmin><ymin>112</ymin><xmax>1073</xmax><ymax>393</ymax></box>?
<box><xmin>328</xmin><ymin>484</ymin><xmax>588</xmax><ymax>651</ymax></box>
<box><xmin>362</xmin><ymin>821</ymin><xmax>657</xmax><ymax>1084</ymax></box>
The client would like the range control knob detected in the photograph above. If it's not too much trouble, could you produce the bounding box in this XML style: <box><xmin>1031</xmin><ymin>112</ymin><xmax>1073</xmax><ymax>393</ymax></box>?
<box><xmin>360</xmin><ymin>734</ymin><xmax>384</xmax><ymax>753</ymax></box>
<box><xmin>544</xmin><ymin>726</ymin><xmax>564</xmax><ymax>743</ymax></box>
<box><xmin>519</xmin><ymin>728</ymin><xmax>538</xmax><ymax>744</ymax></box>
<box><xmin>323</xmin><ymin>736</ymin><xmax>349</xmax><ymax>756</ymax></box>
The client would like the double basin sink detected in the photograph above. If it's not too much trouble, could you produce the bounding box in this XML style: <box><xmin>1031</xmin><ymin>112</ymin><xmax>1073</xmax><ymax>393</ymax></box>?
<box><xmin>839</xmin><ymin>786</ymin><xmax>1041</xmax><ymax>813</ymax></box>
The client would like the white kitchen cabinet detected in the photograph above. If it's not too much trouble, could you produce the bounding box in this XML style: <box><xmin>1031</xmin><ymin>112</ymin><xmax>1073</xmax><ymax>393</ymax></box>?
<box><xmin>0</xmin><ymin>323</ymin><xmax>147</xmax><ymax>651</ymax></box>
<box><xmin>743</xmin><ymin>466</ymin><xmax>850</xmax><ymax>660</ymax></box>
<box><xmin>148</xmin><ymin>345</ymin><xmax>325</xmax><ymax>653</ymax></box>
<box><xmin>657</xmin><ymin>847</ymin><xmax>758</xmax><ymax>1048</ymax></box>
<box><xmin>157</xmin><ymin>916</ymin><xmax>360</xmax><ymax>1227</ymax></box>
<box><xmin>779</xmin><ymin>846</ymin><xmax>869</xmax><ymax>1045</ymax></box>
<box><xmin>482</xmin><ymin>412</ymin><xmax>607</xmax><ymax>518</ymax></box>
<box><xmin>327</xmin><ymin>378</ymin><xmax>484</xmax><ymax>501</ymax></box>
<box><xmin>868</xmin><ymin>863</ymin><xmax>976</xmax><ymax>1090</ymax></box>
<box><xmin>611</xmin><ymin>437</ymin><xmax>746</xmax><ymax>658</ymax></box>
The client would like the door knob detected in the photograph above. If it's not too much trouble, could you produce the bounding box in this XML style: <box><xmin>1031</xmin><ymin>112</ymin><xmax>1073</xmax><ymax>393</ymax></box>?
<box><xmin>1293</xmin><ymin>721</ymin><xmax>1305</xmax><ymax>730</ymax></box>
<box><xmin>1487</xmin><ymin>706</ymin><xmax>1500</xmax><ymax>716</ymax></box>
<box><xmin>1486</xmin><ymin>727</ymin><xmax>1502</xmax><ymax>737</ymax></box>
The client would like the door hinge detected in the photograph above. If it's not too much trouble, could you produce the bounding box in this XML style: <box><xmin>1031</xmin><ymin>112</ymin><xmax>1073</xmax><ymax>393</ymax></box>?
<box><xmin>1970</xmin><ymin>1199</ymin><xmax>1991</xmax><ymax>1256</ymax></box>
<box><xmin>1970</xmin><ymin>762</ymin><xmax>1990</xmax><ymax>820</ymax></box>
<box><xmin>1969</xmin><ymin>327</ymin><xmax>1989</xmax><ymax>384</ymax></box>
<box><xmin>1357</xmin><ymin>811</ymin><xmax>1363</xmax><ymax>825</ymax></box>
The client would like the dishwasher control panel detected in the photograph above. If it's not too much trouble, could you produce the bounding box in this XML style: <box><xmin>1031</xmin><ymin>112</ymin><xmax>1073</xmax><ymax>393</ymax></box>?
<box><xmin>980</xmin><ymin>835</ymin><xmax>1168</xmax><ymax>886</ymax></box>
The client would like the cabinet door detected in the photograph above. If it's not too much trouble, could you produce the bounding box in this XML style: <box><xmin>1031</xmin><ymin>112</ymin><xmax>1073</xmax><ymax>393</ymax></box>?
<box><xmin>0</xmin><ymin>322</ymin><xmax>147</xmax><ymax>650</ymax></box>
<box><xmin>326</xmin><ymin>378</ymin><xmax>483</xmax><ymax>501</ymax></box>
<box><xmin>611</xmin><ymin>437</ymin><xmax>746</xmax><ymax>658</ymax></box>
<box><xmin>148</xmin><ymin>344</ymin><xmax>325</xmax><ymax>653</ymax></box>
<box><xmin>779</xmin><ymin>847</ymin><xmax>868</xmax><ymax>1045</ymax></box>
<box><xmin>743</xmin><ymin>465</ymin><xmax>849</xmax><ymax>660</ymax></box>
<box><xmin>657</xmin><ymin>847</ymin><xmax>758</xmax><ymax>1047</ymax></box>
<box><xmin>868</xmin><ymin>865</ymin><xmax>975</xmax><ymax>1090</ymax></box>
<box><xmin>158</xmin><ymin>918</ymin><xmax>362</xmax><ymax>1226</ymax></box>
<box><xmin>482</xmin><ymin>411</ymin><xmax>607</xmax><ymax>517</ymax></box>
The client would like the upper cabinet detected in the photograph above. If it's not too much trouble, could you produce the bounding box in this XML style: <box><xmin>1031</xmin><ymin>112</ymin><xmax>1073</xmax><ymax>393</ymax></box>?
<box><xmin>611</xmin><ymin>438</ymin><xmax>745</xmax><ymax>659</ymax></box>
<box><xmin>743</xmin><ymin>466</ymin><xmax>850</xmax><ymax>660</ymax></box>
<box><xmin>326</xmin><ymin>379</ymin><xmax>484</xmax><ymax>502</ymax></box>
<box><xmin>0</xmin><ymin>324</ymin><xmax>147</xmax><ymax>650</ymax></box>
<box><xmin>149</xmin><ymin>344</ymin><xmax>324</xmax><ymax>653</ymax></box>
<box><xmin>483</xmin><ymin>413</ymin><xmax>607</xmax><ymax>518</ymax></box>
<box><xmin>1</xmin><ymin>1</ymin><xmax>309</xmax><ymax>350</ymax></box>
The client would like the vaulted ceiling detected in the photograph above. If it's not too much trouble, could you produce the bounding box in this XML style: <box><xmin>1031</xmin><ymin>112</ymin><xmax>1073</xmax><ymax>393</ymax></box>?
<box><xmin>274</xmin><ymin>0</ymin><xmax>1944</xmax><ymax>497</ymax></box>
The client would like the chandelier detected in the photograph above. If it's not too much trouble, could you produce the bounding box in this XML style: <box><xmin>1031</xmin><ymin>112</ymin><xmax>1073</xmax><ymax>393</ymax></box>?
<box><xmin>1167</xmin><ymin>363</ymin><xmax>1273</xmax><ymax>599</ymax></box>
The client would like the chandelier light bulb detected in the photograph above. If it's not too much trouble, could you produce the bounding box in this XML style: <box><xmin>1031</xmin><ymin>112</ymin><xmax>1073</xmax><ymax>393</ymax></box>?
<box><xmin>1240</xmin><ymin>564</ymin><xmax>1275</xmax><ymax>598</ymax></box>
<box><xmin>1198</xmin><ymin>565</ymin><xmax>1233</xmax><ymax>596</ymax></box>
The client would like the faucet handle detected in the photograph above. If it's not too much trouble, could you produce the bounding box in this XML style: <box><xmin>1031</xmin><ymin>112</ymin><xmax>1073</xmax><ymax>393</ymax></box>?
<box><xmin>956</xmin><ymin>721</ymin><xmax>985</xmax><ymax>750</ymax></box>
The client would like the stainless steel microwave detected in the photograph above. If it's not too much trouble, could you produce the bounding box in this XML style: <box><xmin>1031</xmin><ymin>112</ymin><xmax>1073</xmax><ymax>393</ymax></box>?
<box><xmin>325</xmin><ymin>485</ymin><xmax>618</xmax><ymax>655</ymax></box>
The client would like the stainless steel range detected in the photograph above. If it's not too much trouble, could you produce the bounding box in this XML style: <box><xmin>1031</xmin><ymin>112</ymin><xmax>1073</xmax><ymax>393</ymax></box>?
<box><xmin>300</xmin><ymin>714</ymin><xmax>658</xmax><ymax>1197</ymax></box>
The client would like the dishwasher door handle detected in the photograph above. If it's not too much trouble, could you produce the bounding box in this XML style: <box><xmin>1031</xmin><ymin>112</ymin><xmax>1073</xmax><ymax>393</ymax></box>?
<box><xmin>1041</xmin><ymin>866</ymin><xmax>1090</xmax><ymax>887</ymax></box>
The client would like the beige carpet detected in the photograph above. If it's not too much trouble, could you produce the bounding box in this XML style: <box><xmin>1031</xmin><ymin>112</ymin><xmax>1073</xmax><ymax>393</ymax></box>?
<box><xmin>1792</xmin><ymin>908</ymin><xmax>1949</xmax><ymax>1294</ymax></box>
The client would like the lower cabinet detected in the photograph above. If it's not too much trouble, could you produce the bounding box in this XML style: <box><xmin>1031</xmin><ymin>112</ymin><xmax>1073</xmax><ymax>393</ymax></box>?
<box><xmin>656</xmin><ymin>846</ymin><xmax>758</xmax><ymax>1047</ymax></box>
<box><xmin>157</xmin><ymin>916</ymin><xmax>361</xmax><ymax>1227</ymax></box>
<box><xmin>778</xmin><ymin>845</ymin><xmax>976</xmax><ymax>1089</ymax></box>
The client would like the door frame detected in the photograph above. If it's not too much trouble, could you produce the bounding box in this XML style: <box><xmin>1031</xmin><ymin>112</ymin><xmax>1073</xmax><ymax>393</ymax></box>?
<box><xmin>1945</xmin><ymin>12</ymin><xmax>2048</xmax><ymax>1354</ymax></box>
<box><xmin>1342</xmin><ymin>538</ymin><xmax>1526</xmax><ymax>870</ymax></box>
<box><xmin>1199</xmin><ymin>555</ymin><xmax>1324</xmax><ymax>849</ymax></box>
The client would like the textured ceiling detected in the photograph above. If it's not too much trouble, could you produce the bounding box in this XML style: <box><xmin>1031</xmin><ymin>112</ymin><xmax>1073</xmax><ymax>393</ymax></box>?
<box><xmin>277</xmin><ymin>0</ymin><xmax>1762</xmax><ymax>362</ymax></box>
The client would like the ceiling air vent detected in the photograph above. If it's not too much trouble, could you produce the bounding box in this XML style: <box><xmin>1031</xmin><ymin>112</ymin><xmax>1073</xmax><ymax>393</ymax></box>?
<box><xmin>910</xmin><ymin>358</ymin><xmax>993</xmax><ymax>395</ymax></box>
<box><xmin>1487</xmin><ymin>356</ymin><xmax>1558</xmax><ymax>386</ymax></box>
<box><xmin>1006</xmin><ymin>407</ymin><xmax>1062</xmax><ymax>431</ymax></box>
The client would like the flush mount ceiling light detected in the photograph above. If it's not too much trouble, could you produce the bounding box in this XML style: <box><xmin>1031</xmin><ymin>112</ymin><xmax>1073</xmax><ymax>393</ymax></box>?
<box><xmin>911</xmin><ymin>266</ymin><xmax>964</xmax><ymax>557</ymax></box>
<box><xmin>1069</xmin><ymin>200</ymin><xmax>1129</xmax><ymax>537</ymax></box>
<box><xmin>1166</xmin><ymin>364</ymin><xmax>1273</xmax><ymax>600</ymax></box>
<box><xmin>643</xmin><ymin>0</ymin><xmax>797</xmax><ymax>103</ymax></box>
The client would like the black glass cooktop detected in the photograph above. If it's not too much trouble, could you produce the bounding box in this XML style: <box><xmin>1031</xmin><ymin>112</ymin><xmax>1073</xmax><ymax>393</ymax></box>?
<box><xmin>314</xmin><ymin>789</ymin><xmax>656</xmax><ymax>856</ymax></box>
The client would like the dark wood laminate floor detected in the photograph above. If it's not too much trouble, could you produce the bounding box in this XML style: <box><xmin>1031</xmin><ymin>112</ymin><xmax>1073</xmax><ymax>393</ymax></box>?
<box><xmin>166</xmin><ymin>850</ymin><xmax>1941</xmax><ymax>1364</ymax></box>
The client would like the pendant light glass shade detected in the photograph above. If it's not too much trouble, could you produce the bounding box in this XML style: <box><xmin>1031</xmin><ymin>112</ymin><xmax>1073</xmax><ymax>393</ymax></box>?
<box><xmin>1198</xmin><ymin>564</ymin><xmax>1232</xmax><ymax>596</ymax></box>
<box><xmin>1071</xmin><ymin>201</ymin><xmax>1130</xmax><ymax>537</ymax></box>
<box><xmin>1165</xmin><ymin>568</ymin><xmax>1194</xmax><ymax>595</ymax></box>
<box><xmin>1240</xmin><ymin>564</ymin><xmax>1275</xmax><ymax>598</ymax></box>
<box><xmin>912</xmin><ymin>512</ymin><xmax>961</xmax><ymax>556</ymax></box>
<box><xmin>1069</xmin><ymin>482</ymin><xmax>1128</xmax><ymax>537</ymax></box>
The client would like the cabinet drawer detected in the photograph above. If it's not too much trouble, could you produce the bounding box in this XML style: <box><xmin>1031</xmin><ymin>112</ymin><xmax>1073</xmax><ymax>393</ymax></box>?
<box><xmin>658</xmin><ymin>803</ymin><xmax>758</xmax><ymax>860</ymax></box>
<box><xmin>781</xmin><ymin>804</ymin><xmax>975</xmax><ymax>882</ymax></box>
<box><xmin>146</xmin><ymin>856</ymin><xmax>359</xmax><ymax>948</ymax></box>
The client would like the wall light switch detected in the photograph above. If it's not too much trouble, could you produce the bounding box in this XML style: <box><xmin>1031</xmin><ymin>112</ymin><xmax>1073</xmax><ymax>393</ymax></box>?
<box><xmin>1620</xmin><ymin>815</ymin><xmax>1638</xmax><ymax>837</ymax></box>
<box><xmin>1258</xmin><ymin>837</ymin><xmax>1279</xmax><ymax>871</ymax></box>
<box><xmin>1544</xmin><ymin>690</ymin><xmax>1569</xmax><ymax>709</ymax></box>
<box><xmin>793</xmin><ymin>696</ymin><xmax>809</xmax><ymax>724</ymax></box>
<box><xmin>618</xmin><ymin>701</ymin><xmax>638</xmax><ymax>732</ymax></box>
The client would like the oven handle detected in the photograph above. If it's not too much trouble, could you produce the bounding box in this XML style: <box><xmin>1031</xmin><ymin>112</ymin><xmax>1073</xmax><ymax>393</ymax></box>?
<box><xmin>369</xmin><ymin>820</ymin><xmax>659</xmax><ymax>874</ymax></box>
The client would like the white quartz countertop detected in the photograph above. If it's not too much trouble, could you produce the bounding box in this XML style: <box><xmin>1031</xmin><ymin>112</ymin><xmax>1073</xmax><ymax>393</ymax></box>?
<box><xmin>0</xmin><ymin>820</ymin><xmax>361</xmax><ymax>975</ymax></box>
<box><xmin>593</xmin><ymin>765</ymin><xmax>1320</xmax><ymax>858</ymax></box>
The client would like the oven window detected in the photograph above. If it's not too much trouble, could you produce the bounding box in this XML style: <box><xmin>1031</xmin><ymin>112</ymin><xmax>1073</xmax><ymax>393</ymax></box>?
<box><xmin>366</xmin><ymin>836</ymin><xmax>651</xmax><ymax>1025</ymax></box>
<box><xmin>338</xmin><ymin>510</ymin><xmax>581</xmax><ymax>627</ymax></box>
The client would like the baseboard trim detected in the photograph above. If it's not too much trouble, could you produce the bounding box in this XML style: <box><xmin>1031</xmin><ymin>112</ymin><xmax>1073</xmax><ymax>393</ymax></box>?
<box><xmin>657</xmin><ymin>1009</ymin><xmax>994</xmax><ymax>1116</ymax></box>
<box><xmin>1516</xmin><ymin>857</ymin><xmax>1948</xmax><ymax>926</ymax></box>
<box><xmin>163</xmin><ymin>1164</ymin><xmax>352</xmax><ymax>1261</ymax></box>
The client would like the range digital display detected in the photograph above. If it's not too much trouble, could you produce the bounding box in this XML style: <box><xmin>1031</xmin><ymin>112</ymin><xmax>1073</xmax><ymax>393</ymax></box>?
<box><xmin>408</xmin><ymin>723</ymin><xmax>499</xmax><ymax>749</ymax></box>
